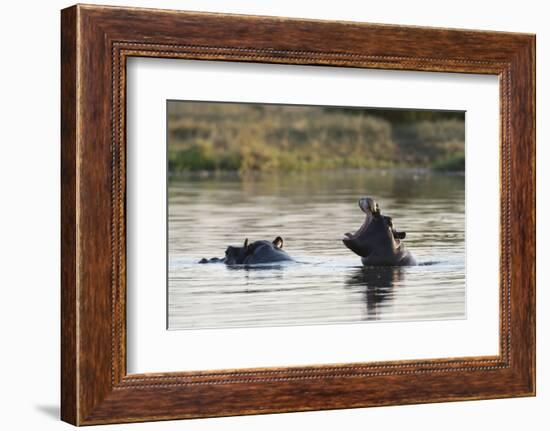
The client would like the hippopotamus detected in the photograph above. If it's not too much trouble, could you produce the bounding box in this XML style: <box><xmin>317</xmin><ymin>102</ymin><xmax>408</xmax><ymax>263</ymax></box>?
<box><xmin>199</xmin><ymin>236</ymin><xmax>294</xmax><ymax>265</ymax></box>
<box><xmin>343</xmin><ymin>197</ymin><xmax>416</xmax><ymax>266</ymax></box>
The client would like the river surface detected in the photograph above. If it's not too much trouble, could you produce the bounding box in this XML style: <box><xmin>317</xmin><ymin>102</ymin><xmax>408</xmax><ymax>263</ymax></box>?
<box><xmin>168</xmin><ymin>169</ymin><xmax>465</xmax><ymax>330</ymax></box>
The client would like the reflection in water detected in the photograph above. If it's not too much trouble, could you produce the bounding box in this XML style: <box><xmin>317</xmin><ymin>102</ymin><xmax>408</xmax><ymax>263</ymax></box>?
<box><xmin>168</xmin><ymin>169</ymin><xmax>466</xmax><ymax>330</ymax></box>
<box><xmin>227</xmin><ymin>264</ymin><xmax>287</xmax><ymax>285</ymax></box>
<box><xmin>345</xmin><ymin>267</ymin><xmax>404</xmax><ymax>321</ymax></box>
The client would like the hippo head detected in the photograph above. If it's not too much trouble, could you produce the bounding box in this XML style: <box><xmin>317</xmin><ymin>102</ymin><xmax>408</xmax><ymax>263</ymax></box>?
<box><xmin>224</xmin><ymin>238</ymin><xmax>250</xmax><ymax>265</ymax></box>
<box><xmin>224</xmin><ymin>237</ymin><xmax>285</xmax><ymax>265</ymax></box>
<box><xmin>342</xmin><ymin>197</ymin><xmax>406</xmax><ymax>259</ymax></box>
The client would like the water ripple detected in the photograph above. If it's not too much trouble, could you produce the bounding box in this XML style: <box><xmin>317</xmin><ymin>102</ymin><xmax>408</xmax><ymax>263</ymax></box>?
<box><xmin>168</xmin><ymin>170</ymin><xmax>465</xmax><ymax>330</ymax></box>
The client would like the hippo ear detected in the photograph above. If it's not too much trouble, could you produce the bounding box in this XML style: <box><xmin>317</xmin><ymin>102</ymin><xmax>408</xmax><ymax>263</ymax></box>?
<box><xmin>243</xmin><ymin>238</ymin><xmax>249</xmax><ymax>248</ymax></box>
<box><xmin>272</xmin><ymin>236</ymin><xmax>284</xmax><ymax>249</ymax></box>
<box><xmin>394</xmin><ymin>231</ymin><xmax>406</xmax><ymax>240</ymax></box>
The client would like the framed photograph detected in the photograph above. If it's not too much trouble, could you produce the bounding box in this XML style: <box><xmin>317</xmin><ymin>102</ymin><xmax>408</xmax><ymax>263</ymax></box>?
<box><xmin>61</xmin><ymin>4</ymin><xmax>535</xmax><ymax>425</ymax></box>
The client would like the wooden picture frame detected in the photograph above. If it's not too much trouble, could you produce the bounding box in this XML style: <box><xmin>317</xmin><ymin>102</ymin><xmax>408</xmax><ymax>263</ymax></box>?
<box><xmin>61</xmin><ymin>4</ymin><xmax>535</xmax><ymax>425</ymax></box>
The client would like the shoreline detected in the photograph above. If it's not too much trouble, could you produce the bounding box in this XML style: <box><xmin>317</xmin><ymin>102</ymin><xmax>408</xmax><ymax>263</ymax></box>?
<box><xmin>168</xmin><ymin>167</ymin><xmax>465</xmax><ymax>180</ymax></box>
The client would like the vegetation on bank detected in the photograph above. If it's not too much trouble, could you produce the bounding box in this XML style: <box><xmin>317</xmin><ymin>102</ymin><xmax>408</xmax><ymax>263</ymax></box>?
<box><xmin>432</xmin><ymin>153</ymin><xmax>465</xmax><ymax>172</ymax></box>
<box><xmin>167</xmin><ymin>102</ymin><xmax>465</xmax><ymax>174</ymax></box>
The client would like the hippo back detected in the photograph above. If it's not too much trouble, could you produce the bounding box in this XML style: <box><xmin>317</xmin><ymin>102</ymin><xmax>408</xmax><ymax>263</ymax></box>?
<box><xmin>243</xmin><ymin>240</ymin><xmax>293</xmax><ymax>265</ymax></box>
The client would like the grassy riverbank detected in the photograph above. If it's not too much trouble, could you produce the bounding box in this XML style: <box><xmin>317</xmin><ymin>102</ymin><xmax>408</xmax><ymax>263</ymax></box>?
<box><xmin>167</xmin><ymin>102</ymin><xmax>465</xmax><ymax>174</ymax></box>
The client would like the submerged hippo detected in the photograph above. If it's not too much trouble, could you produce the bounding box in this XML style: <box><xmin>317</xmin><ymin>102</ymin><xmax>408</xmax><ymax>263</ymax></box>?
<box><xmin>199</xmin><ymin>236</ymin><xmax>294</xmax><ymax>265</ymax></box>
<box><xmin>343</xmin><ymin>197</ymin><xmax>416</xmax><ymax>266</ymax></box>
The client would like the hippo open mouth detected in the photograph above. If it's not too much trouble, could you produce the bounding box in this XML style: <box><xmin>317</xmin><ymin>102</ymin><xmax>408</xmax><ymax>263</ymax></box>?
<box><xmin>343</xmin><ymin>197</ymin><xmax>379</xmax><ymax>241</ymax></box>
<box><xmin>342</xmin><ymin>197</ymin><xmax>416</xmax><ymax>266</ymax></box>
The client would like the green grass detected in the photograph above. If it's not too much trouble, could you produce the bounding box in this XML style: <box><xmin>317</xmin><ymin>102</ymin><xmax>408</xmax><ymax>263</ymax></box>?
<box><xmin>167</xmin><ymin>102</ymin><xmax>465</xmax><ymax>174</ymax></box>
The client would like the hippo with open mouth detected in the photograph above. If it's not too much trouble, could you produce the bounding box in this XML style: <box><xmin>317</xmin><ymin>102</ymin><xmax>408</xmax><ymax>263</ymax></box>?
<box><xmin>199</xmin><ymin>236</ymin><xmax>294</xmax><ymax>265</ymax></box>
<box><xmin>343</xmin><ymin>197</ymin><xmax>416</xmax><ymax>266</ymax></box>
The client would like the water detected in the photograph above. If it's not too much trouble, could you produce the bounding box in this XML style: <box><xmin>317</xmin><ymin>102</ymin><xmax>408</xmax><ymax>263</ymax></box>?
<box><xmin>168</xmin><ymin>169</ymin><xmax>465</xmax><ymax>330</ymax></box>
